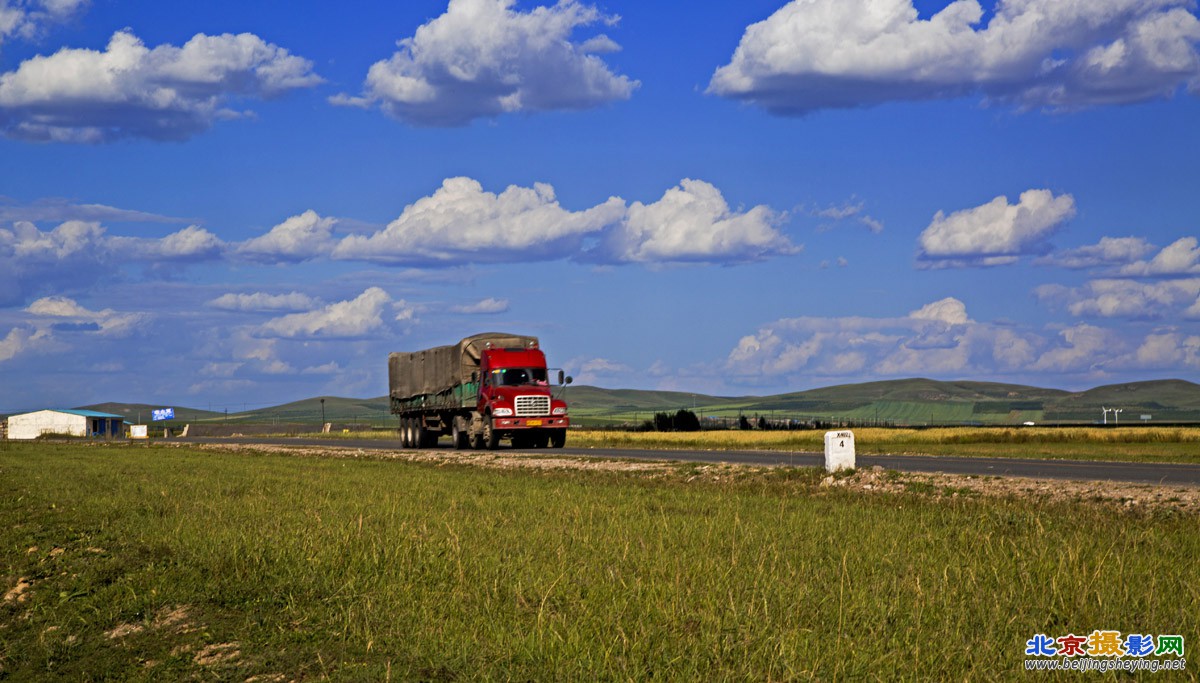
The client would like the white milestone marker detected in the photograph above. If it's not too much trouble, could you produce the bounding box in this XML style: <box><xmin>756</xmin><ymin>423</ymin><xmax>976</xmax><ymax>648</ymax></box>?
<box><xmin>824</xmin><ymin>430</ymin><xmax>856</xmax><ymax>472</ymax></box>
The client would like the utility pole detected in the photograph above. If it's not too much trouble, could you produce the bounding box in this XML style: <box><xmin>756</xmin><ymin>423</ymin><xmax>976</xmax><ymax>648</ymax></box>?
<box><xmin>320</xmin><ymin>398</ymin><xmax>326</xmax><ymax>429</ymax></box>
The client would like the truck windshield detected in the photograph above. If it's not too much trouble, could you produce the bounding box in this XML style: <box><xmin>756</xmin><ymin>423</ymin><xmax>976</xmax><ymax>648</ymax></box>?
<box><xmin>492</xmin><ymin>368</ymin><xmax>548</xmax><ymax>386</ymax></box>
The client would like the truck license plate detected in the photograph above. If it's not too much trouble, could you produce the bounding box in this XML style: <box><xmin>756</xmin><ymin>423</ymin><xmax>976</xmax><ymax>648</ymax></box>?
<box><xmin>527</xmin><ymin>419</ymin><xmax>542</xmax><ymax>427</ymax></box>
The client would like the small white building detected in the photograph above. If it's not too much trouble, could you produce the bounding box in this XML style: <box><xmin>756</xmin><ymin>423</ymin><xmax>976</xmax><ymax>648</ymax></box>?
<box><xmin>6</xmin><ymin>409</ymin><xmax>126</xmax><ymax>440</ymax></box>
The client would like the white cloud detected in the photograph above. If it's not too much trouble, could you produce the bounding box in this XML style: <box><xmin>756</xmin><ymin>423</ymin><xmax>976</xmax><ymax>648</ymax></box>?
<box><xmin>596</xmin><ymin>179</ymin><xmax>797</xmax><ymax>264</ymax></box>
<box><xmin>0</xmin><ymin>219</ymin><xmax>225</xmax><ymax>303</ymax></box>
<box><xmin>722</xmin><ymin>297</ymin><xmax>1129</xmax><ymax>385</ymax></box>
<box><xmin>1037</xmin><ymin>236</ymin><xmax>1157</xmax><ymax>269</ymax></box>
<box><xmin>332</xmin><ymin>176</ymin><xmax>624</xmax><ymax>265</ymax></box>
<box><xmin>0</xmin><ymin>325</ymin><xmax>47</xmax><ymax>362</ymax></box>
<box><xmin>0</xmin><ymin>29</ymin><xmax>321</xmax><ymax>142</ymax></box>
<box><xmin>917</xmin><ymin>189</ymin><xmax>1076</xmax><ymax>268</ymax></box>
<box><xmin>1117</xmin><ymin>236</ymin><xmax>1200</xmax><ymax>276</ymax></box>
<box><xmin>24</xmin><ymin>294</ymin><xmax>146</xmax><ymax>336</ymax></box>
<box><xmin>1035</xmin><ymin>278</ymin><xmax>1200</xmax><ymax>319</ymax></box>
<box><xmin>814</xmin><ymin>201</ymin><xmax>884</xmax><ymax>233</ymax></box>
<box><xmin>0</xmin><ymin>0</ymin><xmax>87</xmax><ymax>46</ymax></box>
<box><xmin>1127</xmin><ymin>331</ymin><xmax>1200</xmax><ymax>369</ymax></box>
<box><xmin>1030</xmin><ymin>324</ymin><xmax>1118</xmax><ymax>373</ymax></box>
<box><xmin>258</xmin><ymin>287</ymin><xmax>392</xmax><ymax>339</ymax></box>
<box><xmin>120</xmin><ymin>225</ymin><xmax>225</xmax><ymax>260</ymax></box>
<box><xmin>708</xmin><ymin>0</ymin><xmax>1200</xmax><ymax>115</ymax></box>
<box><xmin>0</xmin><ymin>197</ymin><xmax>184</xmax><ymax>224</ymax></box>
<box><xmin>207</xmin><ymin>291</ymin><xmax>319</xmax><ymax>312</ymax></box>
<box><xmin>568</xmin><ymin>356</ymin><xmax>633</xmax><ymax>385</ymax></box>
<box><xmin>910</xmin><ymin>297</ymin><xmax>971</xmax><ymax>325</ymax></box>
<box><xmin>332</xmin><ymin>0</ymin><xmax>638</xmax><ymax>126</ymax></box>
<box><xmin>450</xmin><ymin>297</ymin><xmax>509</xmax><ymax>314</ymax></box>
<box><xmin>237</xmin><ymin>210</ymin><xmax>338</xmax><ymax>262</ymax></box>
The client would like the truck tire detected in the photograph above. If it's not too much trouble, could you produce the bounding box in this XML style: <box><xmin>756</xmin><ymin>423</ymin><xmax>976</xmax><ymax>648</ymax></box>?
<box><xmin>484</xmin><ymin>416</ymin><xmax>500</xmax><ymax>450</ymax></box>
<box><xmin>414</xmin><ymin>423</ymin><xmax>429</xmax><ymax>449</ymax></box>
<box><xmin>549</xmin><ymin>429</ymin><xmax>566</xmax><ymax>448</ymax></box>
<box><xmin>533</xmin><ymin>433</ymin><xmax>549</xmax><ymax>449</ymax></box>
<box><xmin>451</xmin><ymin>417</ymin><xmax>469</xmax><ymax>450</ymax></box>
<box><xmin>400</xmin><ymin>418</ymin><xmax>412</xmax><ymax>448</ymax></box>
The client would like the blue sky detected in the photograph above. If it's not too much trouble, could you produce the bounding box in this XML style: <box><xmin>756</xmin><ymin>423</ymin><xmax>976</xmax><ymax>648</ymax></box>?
<box><xmin>2</xmin><ymin>0</ymin><xmax>1199</xmax><ymax>411</ymax></box>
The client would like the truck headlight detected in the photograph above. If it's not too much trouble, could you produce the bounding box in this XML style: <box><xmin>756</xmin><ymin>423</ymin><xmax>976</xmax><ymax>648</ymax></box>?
<box><xmin>493</xmin><ymin>407</ymin><xmax>513</xmax><ymax>417</ymax></box>
<box><xmin>552</xmin><ymin>407</ymin><xmax>567</xmax><ymax>415</ymax></box>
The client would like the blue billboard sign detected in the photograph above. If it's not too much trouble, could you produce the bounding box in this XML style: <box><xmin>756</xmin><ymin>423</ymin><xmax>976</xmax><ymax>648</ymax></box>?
<box><xmin>152</xmin><ymin>408</ymin><xmax>175</xmax><ymax>421</ymax></box>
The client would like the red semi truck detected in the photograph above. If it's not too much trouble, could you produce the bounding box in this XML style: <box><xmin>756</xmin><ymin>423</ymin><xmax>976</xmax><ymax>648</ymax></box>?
<box><xmin>389</xmin><ymin>333</ymin><xmax>571</xmax><ymax>450</ymax></box>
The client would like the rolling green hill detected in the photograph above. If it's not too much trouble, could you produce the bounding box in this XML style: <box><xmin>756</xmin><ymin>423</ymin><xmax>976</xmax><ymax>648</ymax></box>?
<box><xmin>26</xmin><ymin>378</ymin><xmax>1196</xmax><ymax>428</ymax></box>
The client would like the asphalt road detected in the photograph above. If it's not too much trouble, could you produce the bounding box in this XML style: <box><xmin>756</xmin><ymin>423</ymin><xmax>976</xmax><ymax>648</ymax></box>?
<box><xmin>174</xmin><ymin>437</ymin><xmax>1200</xmax><ymax>487</ymax></box>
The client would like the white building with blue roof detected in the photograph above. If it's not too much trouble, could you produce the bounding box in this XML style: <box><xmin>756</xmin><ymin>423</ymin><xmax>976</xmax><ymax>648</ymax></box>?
<box><xmin>6</xmin><ymin>409</ymin><xmax>127</xmax><ymax>440</ymax></box>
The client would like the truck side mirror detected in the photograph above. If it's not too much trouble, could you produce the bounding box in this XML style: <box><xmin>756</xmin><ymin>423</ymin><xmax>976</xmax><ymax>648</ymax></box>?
<box><xmin>557</xmin><ymin>370</ymin><xmax>564</xmax><ymax>385</ymax></box>
<box><xmin>565</xmin><ymin>375</ymin><xmax>573</xmax><ymax>385</ymax></box>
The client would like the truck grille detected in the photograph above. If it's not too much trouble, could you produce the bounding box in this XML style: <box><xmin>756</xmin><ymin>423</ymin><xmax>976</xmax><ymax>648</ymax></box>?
<box><xmin>515</xmin><ymin>395</ymin><xmax>550</xmax><ymax>417</ymax></box>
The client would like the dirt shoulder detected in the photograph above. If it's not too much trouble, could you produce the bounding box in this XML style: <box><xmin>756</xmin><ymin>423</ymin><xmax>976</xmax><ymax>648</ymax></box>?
<box><xmin>180</xmin><ymin>442</ymin><xmax>1200</xmax><ymax>516</ymax></box>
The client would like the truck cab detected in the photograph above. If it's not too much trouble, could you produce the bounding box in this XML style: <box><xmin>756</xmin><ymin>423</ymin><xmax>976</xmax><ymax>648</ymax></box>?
<box><xmin>477</xmin><ymin>341</ymin><xmax>569</xmax><ymax>448</ymax></box>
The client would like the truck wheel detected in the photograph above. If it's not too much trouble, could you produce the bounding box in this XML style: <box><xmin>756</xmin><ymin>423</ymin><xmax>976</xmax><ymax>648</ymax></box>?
<box><xmin>451</xmin><ymin>418</ymin><xmax>469</xmax><ymax>450</ymax></box>
<box><xmin>549</xmin><ymin>429</ymin><xmax>566</xmax><ymax>448</ymax></box>
<box><xmin>400</xmin><ymin>419</ymin><xmax>412</xmax><ymax>448</ymax></box>
<box><xmin>415</xmin><ymin>423</ymin><xmax>429</xmax><ymax>449</ymax></box>
<box><xmin>533</xmin><ymin>433</ymin><xmax>549</xmax><ymax>448</ymax></box>
<box><xmin>484</xmin><ymin>416</ymin><xmax>500</xmax><ymax>450</ymax></box>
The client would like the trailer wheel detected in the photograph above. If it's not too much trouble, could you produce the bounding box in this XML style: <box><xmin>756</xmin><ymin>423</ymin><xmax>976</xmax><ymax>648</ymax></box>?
<box><xmin>414</xmin><ymin>423</ymin><xmax>430</xmax><ymax>449</ymax></box>
<box><xmin>451</xmin><ymin>417</ymin><xmax>469</xmax><ymax>450</ymax></box>
<box><xmin>399</xmin><ymin>418</ymin><xmax>411</xmax><ymax>448</ymax></box>
<box><xmin>484</xmin><ymin>416</ymin><xmax>500</xmax><ymax>450</ymax></box>
<box><xmin>549</xmin><ymin>429</ymin><xmax>566</xmax><ymax>448</ymax></box>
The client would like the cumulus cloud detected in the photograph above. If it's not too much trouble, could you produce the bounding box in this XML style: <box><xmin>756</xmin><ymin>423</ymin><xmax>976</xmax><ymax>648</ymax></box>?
<box><xmin>723</xmin><ymin>297</ymin><xmax>1063</xmax><ymax>384</ymax></box>
<box><xmin>1117</xmin><ymin>236</ymin><xmax>1200</xmax><ymax>276</ymax></box>
<box><xmin>568</xmin><ymin>356</ymin><xmax>633</xmax><ymax>385</ymax></box>
<box><xmin>1035</xmin><ymin>278</ymin><xmax>1200</xmax><ymax>319</ymax></box>
<box><xmin>207</xmin><ymin>291</ymin><xmax>319</xmax><ymax>312</ymax></box>
<box><xmin>24</xmin><ymin>294</ymin><xmax>146</xmax><ymax>337</ymax></box>
<box><xmin>1126</xmin><ymin>331</ymin><xmax>1200</xmax><ymax>369</ymax></box>
<box><xmin>257</xmin><ymin>287</ymin><xmax>392</xmax><ymax>339</ymax></box>
<box><xmin>1036</xmin><ymin>236</ymin><xmax>1157</xmax><ymax>269</ymax></box>
<box><xmin>450</xmin><ymin>297</ymin><xmax>509</xmax><ymax>314</ymax></box>
<box><xmin>708</xmin><ymin>0</ymin><xmax>1200</xmax><ymax>115</ymax></box>
<box><xmin>1029</xmin><ymin>324</ymin><xmax>1118</xmax><ymax>373</ymax></box>
<box><xmin>0</xmin><ymin>29</ymin><xmax>321</xmax><ymax>142</ymax></box>
<box><xmin>237</xmin><ymin>210</ymin><xmax>338</xmax><ymax>262</ymax></box>
<box><xmin>0</xmin><ymin>0</ymin><xmax>87</xmax><ymax>46</ymax></box>
<box><xmin>331</xmin><ymin>177</ymin><xmax>797</xmax><ymax>267</ymax></box>
<box><xmin>598</xmin><ymin>179</ymin><xmax>797</xmax><ymax>264</ymax></box>
<box><xmin>332</xmin><ymin>0</ymin><xmax>638</xmax><ymax>126</ymax></box>
<box><xmin>0</xmin><ymin>219</ymin><xmax>225</xmax><ymax>303</ymax></box>
<box><xmin>332</xmin><ymin>176</ymin><xmax>624</xmax><ymax>265</ymax></box>
<box><xmin>0</xmin><ymin>325</ymin><xmax>48</xmax><ymax>362</ymax></box>
<box><xmin>917</xmin><ymin>189</ymin><xmax>1076</xmax><ymax>268</ymax></box>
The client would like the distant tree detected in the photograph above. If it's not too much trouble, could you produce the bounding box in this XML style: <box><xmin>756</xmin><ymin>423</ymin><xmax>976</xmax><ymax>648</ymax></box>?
<box><xmin>738</xmin><ymin>415</ymin><xmax>751</xmax><ymax>430</ymax></box>
<box><xmin>757</xmin><ymin>415</ymin><xmax>769</xmax><ymax>430</ymax></box>
<box><xmin>674</xmin><ymin>409</ymin><xmax>701</xmax><ymax>432</ymax></box>
<box><xmin>654</xmin><ymin>412</ymin><xmax>673</xmax><ymax>432</ymax></box>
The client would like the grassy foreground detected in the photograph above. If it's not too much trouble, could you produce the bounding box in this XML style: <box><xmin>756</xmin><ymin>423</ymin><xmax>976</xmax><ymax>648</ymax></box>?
<box><xmin>568</xmin><ymin>427</ymin><xmax>1200</xmax><ymax>464</ymax></box>
<box><xmin>2</xmin><ymin>442</ymin><xmax>1197</xmax><ymax>680</ymax></box>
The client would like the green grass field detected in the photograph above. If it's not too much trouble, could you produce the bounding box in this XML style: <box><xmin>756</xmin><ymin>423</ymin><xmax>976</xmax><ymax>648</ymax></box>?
<box><xmin>2</xmin><ymin>442</ymin><xmax>1197</xmax><ymax>680</ymax></box>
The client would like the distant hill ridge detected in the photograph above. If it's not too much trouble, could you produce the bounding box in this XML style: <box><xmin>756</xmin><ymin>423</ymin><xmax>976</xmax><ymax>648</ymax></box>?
<box><xmin>45</xmin><ymin>378</ymin><xmax>1200</xmax><ymax>426</ymax></box>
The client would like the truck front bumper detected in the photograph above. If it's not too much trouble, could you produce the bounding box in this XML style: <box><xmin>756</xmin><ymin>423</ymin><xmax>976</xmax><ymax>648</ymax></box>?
<box><xmin>493</xmin><ymin>416</ymin><xmax>570</xmax><ymax>430</ymax></box>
